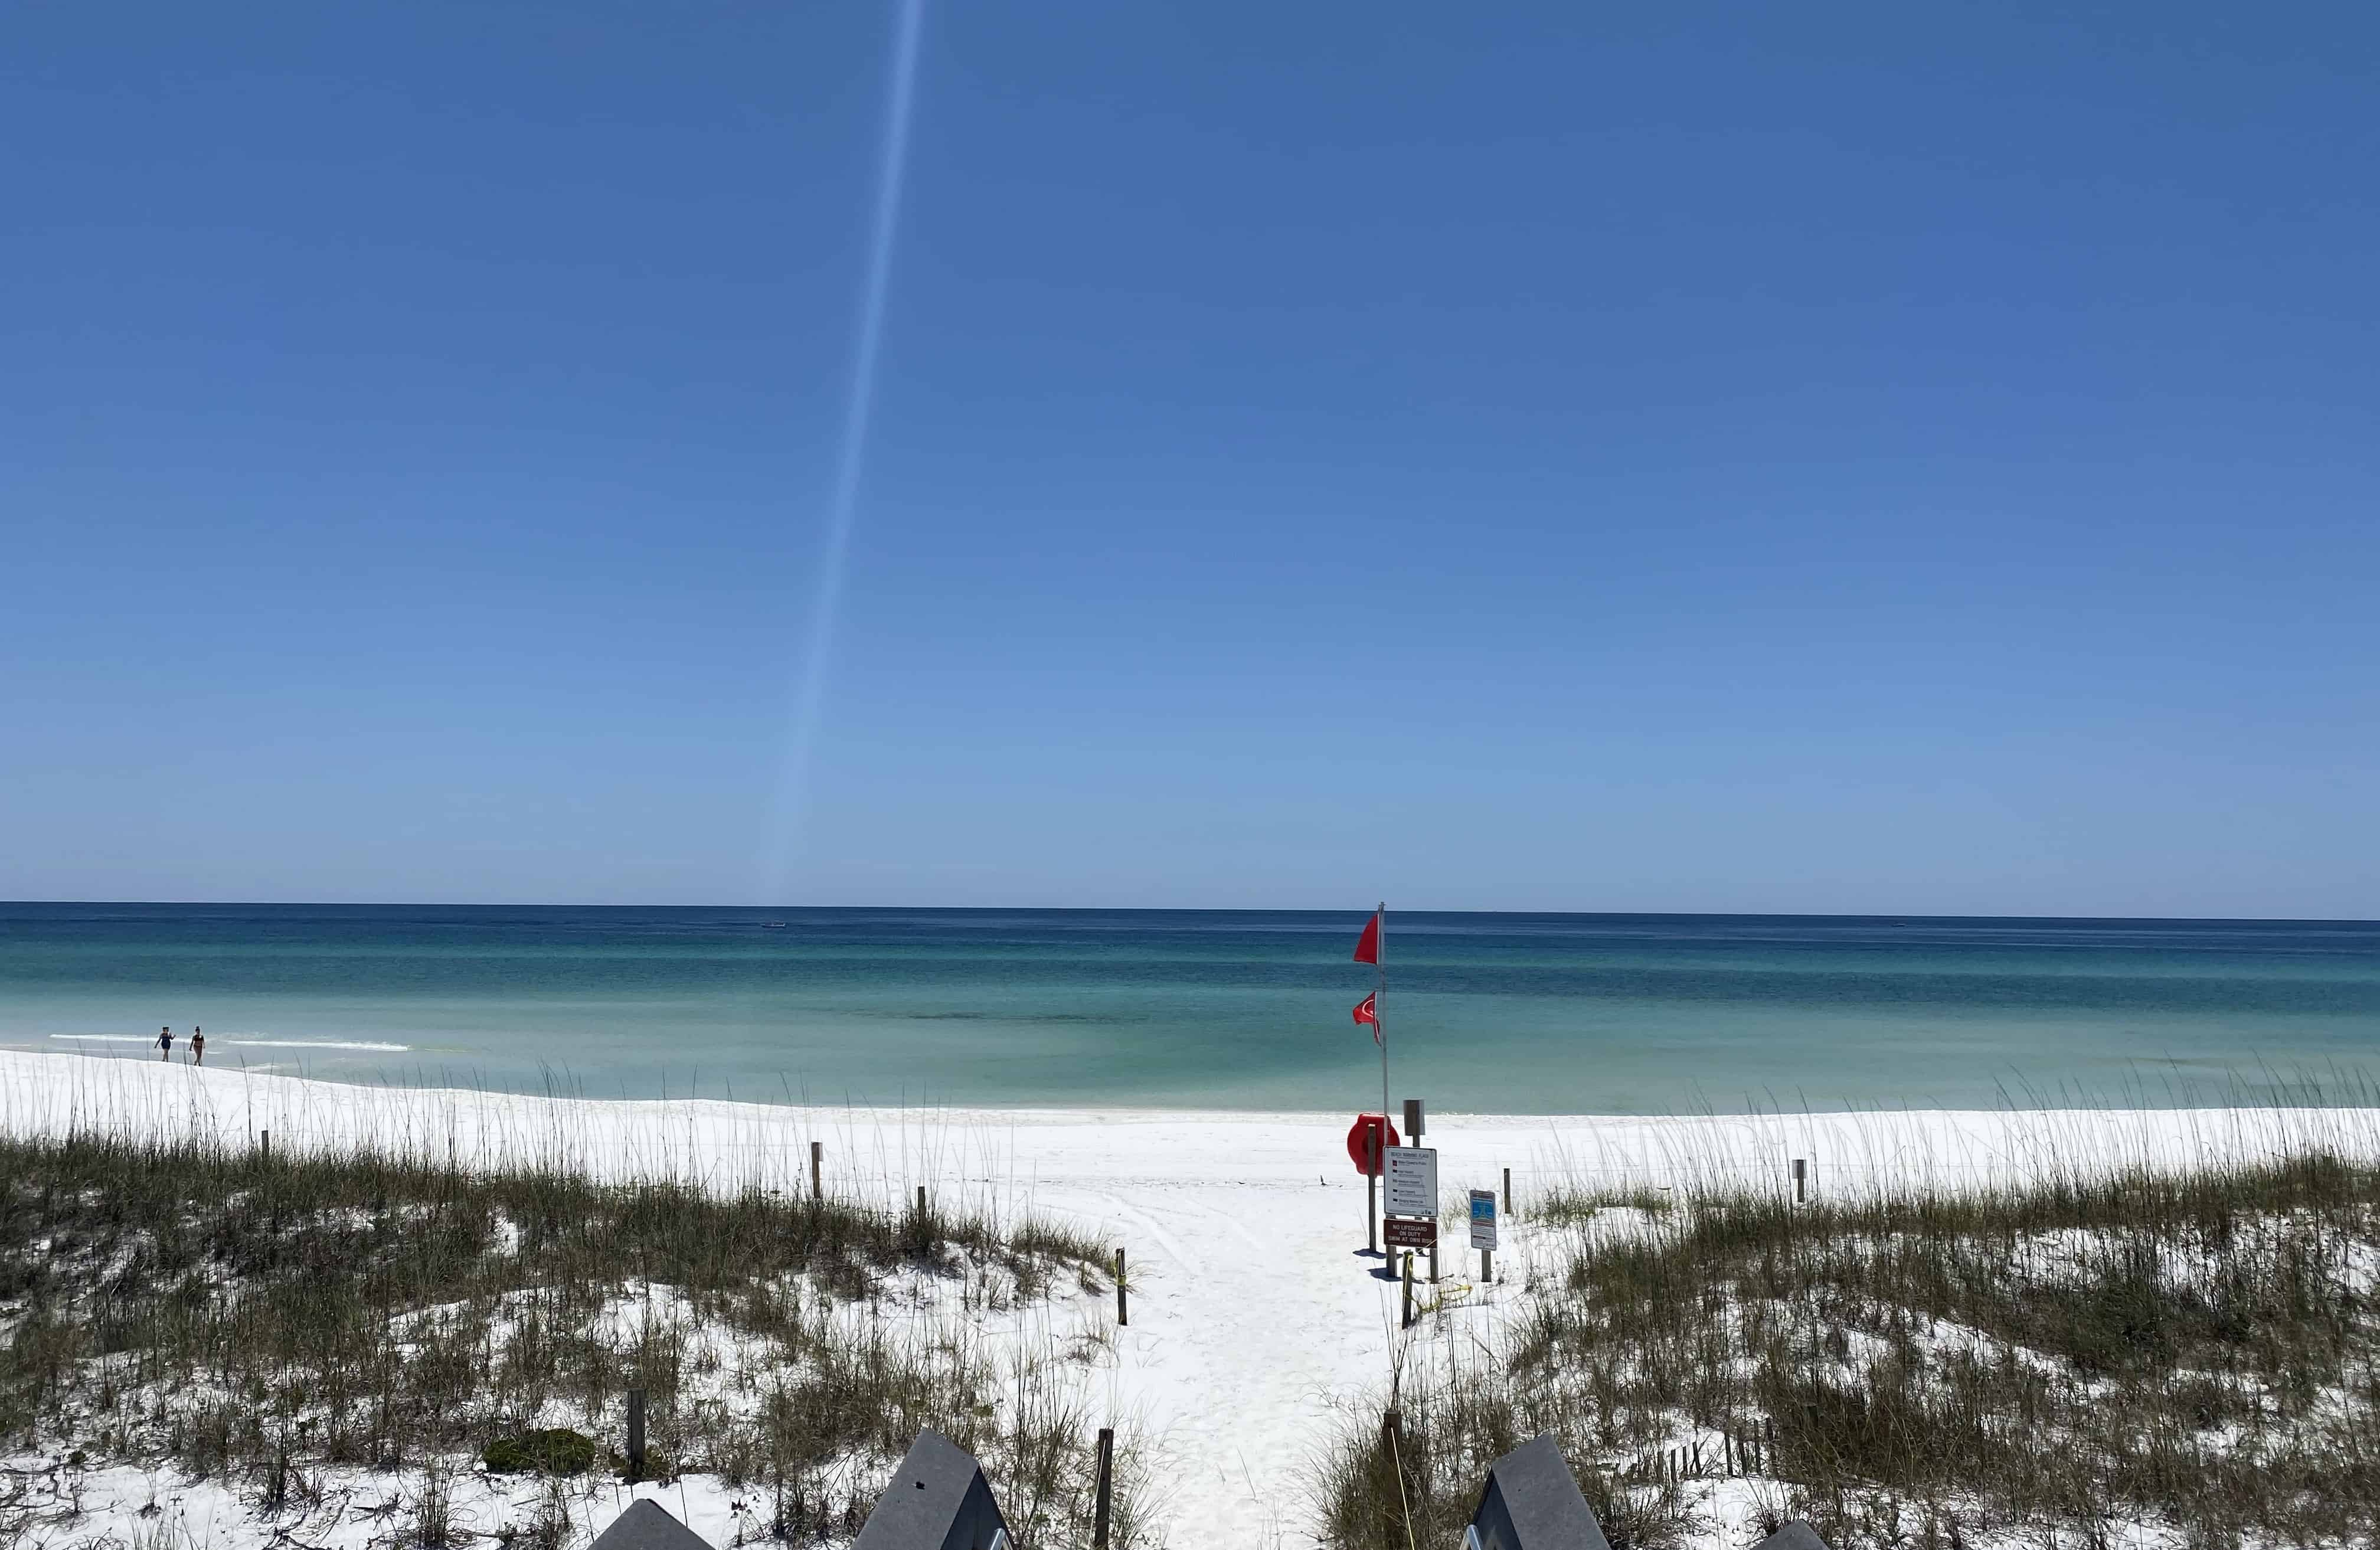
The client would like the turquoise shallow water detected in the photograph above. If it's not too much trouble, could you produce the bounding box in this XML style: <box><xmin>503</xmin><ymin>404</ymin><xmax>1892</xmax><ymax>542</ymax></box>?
<box><xmin>2</xmin><ymin>905</ymin><xmax>2376</xmax><ymax>1113</ymax></box>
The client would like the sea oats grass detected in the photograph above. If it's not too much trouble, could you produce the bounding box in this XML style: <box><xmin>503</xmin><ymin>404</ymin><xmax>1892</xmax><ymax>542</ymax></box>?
<box><xmin>1326</xmin><ymin>1136</ymin><xmax>2380</xmax><ymax>1550</ymax></box>
<box><xmin>0</xmin><ymin>1130</ymin><xmax>1137</xmax><ymax>1548</ymax></box>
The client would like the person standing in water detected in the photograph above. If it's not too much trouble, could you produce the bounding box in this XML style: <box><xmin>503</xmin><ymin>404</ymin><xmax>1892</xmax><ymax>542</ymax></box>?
<box><xmin>190</xmin><ymin>1027</ymin><xmax>205</xmax><ymax>1065</ymax></box>
<box><xmin>158</xmin><ymin>1026</ymin><xmax>173</xmax><ymax>1061</ymax></box>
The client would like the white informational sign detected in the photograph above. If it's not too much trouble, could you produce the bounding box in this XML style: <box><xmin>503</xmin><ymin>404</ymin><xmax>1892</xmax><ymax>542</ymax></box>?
<box><xmin>1469</xmin><ymin>1189</ymin><xmax>1499</xmax><ymax>1250</ymax></box>
<box><xmin>1383</xmin><ymin>1146</ymin><xmax>1437</xmax><ymax>1219</ymax></box>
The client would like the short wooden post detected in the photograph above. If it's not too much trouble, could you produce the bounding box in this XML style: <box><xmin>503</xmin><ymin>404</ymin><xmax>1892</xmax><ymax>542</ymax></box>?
<box><xmin>1114</xmin><ymin>1247</ymin><xmax>1127</xmax><ymax>1327</ymax></box>
<box><xmin>1400</xmin><ymin>1250</ymin><xmax>1414</xmax><ymax>1329</ymax></box>
<box><xmin>809</xmin><ymin>1140</ymin><xmax>822</xmax><ymax>1201</ymax></box>
<box><xmin>259</xmin><ymin>1129</ymin><xmax>270</xmax><ymax>1162</ymax></box>
<box><xmin>1502</xmin><ymin>1165</ymin><xmax>1511</xmax><ymax>1217</ymax></box>
<box><xmin>916</xmin><ymin>1184</ymin><xmax>927</xmax><ymax>1221</ymax></box>
<box><xmin>1381</xmin><ymin>1409</ymin><xmax>1405</xmax><ymax>1550</ymax></box>
<box><xmin>1481</xmin><ymin>1246</ymin><xmax>1492</xmax><ymax>1282</ymax></box>
<box><xmin>627</xmin><ymin>1388</ymin><xmax>646</xmax><ymax>1484</ymax></box>
<box><xmin>1093</xmin><ymin>1427</ymin><xmax>1114</xmax><ymax>1549</ymax></box>
<box><xmin>1792</xmin><ymin>1158</ymin><xmax>1807</xmax><ymax>1204</ymax></box>
<box><xmin>1428</xmin><ymin>1237</ymin><xmax>1439</xmax><ymax>1284</ymax></box>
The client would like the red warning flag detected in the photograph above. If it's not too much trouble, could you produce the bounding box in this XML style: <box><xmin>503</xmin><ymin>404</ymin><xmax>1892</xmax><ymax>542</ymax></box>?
<box><xmin>1352</xmin><ymin>910</ymin><xmax>1381</xmax><ymax>965</ymax></box>
<box><xmin>1352</xmin><ymin>992</ymin><xmax>1379</xmax><ymax>1044</ymax></box>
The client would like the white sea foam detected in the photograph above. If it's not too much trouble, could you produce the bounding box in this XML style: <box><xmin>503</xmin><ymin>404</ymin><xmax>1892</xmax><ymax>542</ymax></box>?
<box><xmin>222</xmin><ymin>1038</ymin><xmax>411</xmax><ymax>1052</ymax></box>
<box><xmin>48</xmin><ymin>1034</ymin><xmax>410</xmax><ymax>1051</ymax></box>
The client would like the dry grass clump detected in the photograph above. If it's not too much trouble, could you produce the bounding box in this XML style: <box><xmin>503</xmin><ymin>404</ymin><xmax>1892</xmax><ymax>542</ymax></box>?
<box><xmin>0</xmin><ymin>1131</ymin><xmax>1138</xmax><ymax>1548</ymax></box>
<box><xmin>1325</xmin><ymin>1148</ymin><xmax>2380</xmax><ymax>1550</ymax></box>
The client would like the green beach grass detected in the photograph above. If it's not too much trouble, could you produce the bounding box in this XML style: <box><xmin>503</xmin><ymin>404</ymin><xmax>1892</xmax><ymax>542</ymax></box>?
<box><xmin>1325</xmin><ymin>1133</ymin><xmax>2380</xmax><ymax>1550</ymax></box>
<box><xmin>0</xmin><ymin>1130</ymin><xmax>1149</xmax><ymax>1549</ymax></box>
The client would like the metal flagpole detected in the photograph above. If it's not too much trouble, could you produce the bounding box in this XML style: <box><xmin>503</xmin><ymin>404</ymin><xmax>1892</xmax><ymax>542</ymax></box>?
<box><xmin>1375</xmin><ymin>901</ymin><xmax>1388</xmax><ymax>1157</ymax></box>
<box><xmin>1373</xmin><ymin>903</ymin><xmax>1391</xmax><ymax>1277</ymax></box>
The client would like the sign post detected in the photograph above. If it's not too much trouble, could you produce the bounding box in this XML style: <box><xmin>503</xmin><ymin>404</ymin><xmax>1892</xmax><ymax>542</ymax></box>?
<box><xmin>1348</xmin><ymin>1114</ymin><xmax>1400</xmax><ymax>1255</ymax></box>
<box><xmin>1366</xmin><ymin>1130</ymin><xmax>1378</xmax><ymax>1253</ymax></box>
<box><xmin>1469</xmin><ymin>1188</ymin><xmax>1499</xmax><ymax>1281</ymax></box>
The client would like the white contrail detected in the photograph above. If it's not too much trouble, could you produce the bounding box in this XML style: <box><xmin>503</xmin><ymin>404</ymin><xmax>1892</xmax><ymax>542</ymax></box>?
<box><xmin>766</xmin><ymin>0</ymin><xmax>927</xmax><ymax>902</ymax></box>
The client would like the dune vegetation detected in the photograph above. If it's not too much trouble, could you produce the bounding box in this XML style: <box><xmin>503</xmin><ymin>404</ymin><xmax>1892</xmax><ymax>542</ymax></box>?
<box><xmin>0</xmin><ymin>1130</ymin><xmax>1145</xmax><ymax>1549</ymax></box>
<box><xmin>1326</xmin><ymin>1142</ymin><xmax>2380</xmax><ymax>1550</ymax></box>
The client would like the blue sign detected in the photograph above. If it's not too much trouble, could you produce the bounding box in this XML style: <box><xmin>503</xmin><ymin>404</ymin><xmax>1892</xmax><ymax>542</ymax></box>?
<box><xmin>1469</xmin><ymin>1189</ymin><xmax>1498</xmax><ymax>1250</ymax></box>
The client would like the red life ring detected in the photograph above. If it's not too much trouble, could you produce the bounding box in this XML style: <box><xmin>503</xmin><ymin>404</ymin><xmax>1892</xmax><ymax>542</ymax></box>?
<box><xmin>1345</xmin><ymin>1113</ymin><xmax>1401</xmax><ymax>1176</ymax></box>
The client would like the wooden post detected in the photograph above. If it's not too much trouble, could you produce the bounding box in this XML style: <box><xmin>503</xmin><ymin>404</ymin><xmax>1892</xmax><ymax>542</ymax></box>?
<box><xmin>1793</xmin><ymin>1158</ymin><xmax>1807</xmax><ymax>1205</ymax></box>
<box><xmin>1481</xmin><ymin>1247</ymin><xmax>1492</xmax><ymax>1282</ymax></box>
<box><xmin>1366</xmin><ymin>1128</ymin><xmax>1379</xmax><ymax>1254</ymax></box>
<box><xmin>1400</xmin><ymin>1250</ymin><xmax>1414</xmax><ymax>1329</ymax></box>
<box><xmin>1381</xmin><ymin>1409</ymin><xmax>1404</xmax><ymax>1550</ymax></box>
<box><xmin>1093</xmin><ymin>1427</ymin><xmax>1114</xmax><ymax>1549</ymax></box>
<box><xmin>627</xmin><ymin>1388</ymin><xmax>646</xmax><ymax>1484</ymax></box>
<box><xmin>1502</xmin><ymin>1165</ymin><xmax>1511</xmax><ymax>1216</ymax></box>
<box><xmin>1114</xmin><ymin>1247</ymin><xmax>1127</xmax><ymax>1327</ymax></box>
<box><xmin>809</xmin><ymin>1140</ymin><xmax>822</xmax><ymax>1202</ymax></box>
<box><xmin>259</xmin><ymin>1130</ymin><xmax>270</xmax><ymax>1162</ymax></box>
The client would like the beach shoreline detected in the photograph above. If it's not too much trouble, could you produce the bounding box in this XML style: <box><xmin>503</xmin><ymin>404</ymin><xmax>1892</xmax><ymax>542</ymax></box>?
<box><xmin>11</xmin><ymin>1048</ymin><xmax>2379</xmax><ymax>1195</ymax></box>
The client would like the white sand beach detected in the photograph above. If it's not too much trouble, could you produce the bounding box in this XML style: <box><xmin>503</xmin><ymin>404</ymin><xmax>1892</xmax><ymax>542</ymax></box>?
<box><xmin>8</xmin><ymin>1048</ymin><xmax>2380</xmax><ymax>1549</ymax></box>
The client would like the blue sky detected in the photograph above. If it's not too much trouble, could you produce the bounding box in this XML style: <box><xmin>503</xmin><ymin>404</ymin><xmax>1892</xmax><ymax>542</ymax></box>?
<box><xmin>3</xmin><ymin>2</ymin><xmax>2374</xmax><ymax>915</ymax></box>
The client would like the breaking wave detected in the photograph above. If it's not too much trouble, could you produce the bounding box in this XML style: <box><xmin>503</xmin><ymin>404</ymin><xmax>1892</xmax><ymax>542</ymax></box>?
<box><xmin>51</xmin><ymin>1034</ymin><xmax>411</xmax><ymax>1052</ymax></box>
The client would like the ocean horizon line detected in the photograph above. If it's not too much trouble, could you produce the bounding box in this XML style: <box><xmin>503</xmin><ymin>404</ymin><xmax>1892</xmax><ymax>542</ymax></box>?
<box><xmin>5</xmin><ymin>900</ymin><xmax>2376</xmax><ymax>926</ymax></box>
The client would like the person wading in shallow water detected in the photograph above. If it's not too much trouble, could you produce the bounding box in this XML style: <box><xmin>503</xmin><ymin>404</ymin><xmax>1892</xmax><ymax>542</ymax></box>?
<box><xmin>157</xmin><ymin>1026</ymin><xmax>174</xmax><ymax>1061</ymax></box>
<box><xmin>189</xmin><ymin>1028</ymin><xmax>205</xmax><ymax>1065</ymax></box>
